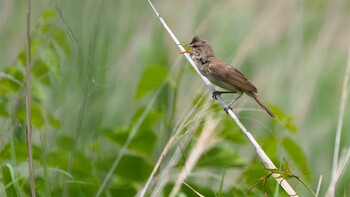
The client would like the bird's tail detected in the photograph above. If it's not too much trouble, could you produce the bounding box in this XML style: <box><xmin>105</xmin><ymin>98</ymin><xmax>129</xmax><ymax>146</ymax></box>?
<box><xmin>249</xmin><ymin>92</ymin><xmax>275</xmax><ymax>118</ymax></box>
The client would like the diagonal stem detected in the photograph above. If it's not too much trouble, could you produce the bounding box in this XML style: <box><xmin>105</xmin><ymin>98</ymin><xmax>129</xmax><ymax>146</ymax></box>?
<box><xmin>143</xmin><ymin>1</ymin><xmax>299</xmax><ymax>196</ymax></box>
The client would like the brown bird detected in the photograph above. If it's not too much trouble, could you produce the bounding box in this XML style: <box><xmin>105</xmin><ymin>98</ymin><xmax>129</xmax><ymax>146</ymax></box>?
<box><xmin>181</xmin><ymin>36</ymin><xmax>275</xmax><ymax>117</ymax></box>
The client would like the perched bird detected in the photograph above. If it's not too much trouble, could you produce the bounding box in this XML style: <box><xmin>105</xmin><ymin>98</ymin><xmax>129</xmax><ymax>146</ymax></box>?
<box><xmin>181</xmin><ymin>36</ymin><xmax>275</xmax><ymax>117</ymax></box>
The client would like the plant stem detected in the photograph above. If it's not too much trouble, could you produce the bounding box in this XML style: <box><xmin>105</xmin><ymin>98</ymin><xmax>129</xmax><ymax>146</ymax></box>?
<box><xmin>145</xmin><ymin>1</ymin><xmax>298</xmax><ymax>196</ymax></box>
<box><xmin>25</xmin><ymin>0</ymin><xmax>36</xmax><ymax>196</ymax></box>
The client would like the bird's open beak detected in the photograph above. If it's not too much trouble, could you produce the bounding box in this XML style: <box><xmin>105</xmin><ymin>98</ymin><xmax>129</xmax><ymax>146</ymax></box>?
<box><xmin>177</xmin><ymin>43</ymin><xmax>192</xmax><ymax>54</ymax></box>
<box><xmin>178</xmin><ymin>49</ymin><xmax>192</xmax><ymax>54</ymax></box>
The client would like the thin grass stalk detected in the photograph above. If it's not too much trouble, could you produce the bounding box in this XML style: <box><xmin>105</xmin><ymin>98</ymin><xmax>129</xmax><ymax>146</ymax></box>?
<box><xmin>150</xmin><ymin>124</ymin><xmax>199</xmax><ymax>197</ymax></box>
<box><xmin>25</xmin><ymin>0</ymin><xmax>36</xmax><ymax>196</ymax></box>
<box><xmin>146</xmin><ymin>1</ymin><xmax>298</xmax><ymax>196</ymax></box>
<box><xmin>316</xmin><ymin>175</ymin><xmax>322</xmax><ymax>197</ymax></box>
<box><xmin>62</xmin><ymin>1</ymin><xmax>104</xmax><ymax>196</ymax></box>
<box><xmin>139</xmin><ymin>87</ymin><xmax>208</xmax><ymax>197</ymax></box>
<box><xmin>95</xmin><ymin>89</ymin><xmax>161</xmax><ymax>197</ymax></box>
<box><xmin>169</xmin><ymin>117</ymin><xmax>219</xmax><ymax>197</ymax></box>
<box><xmin>149</xmin><ymin>99</ymin><xmax>210</xmax><ymax>197</ymax></box>
<box><xmin>56</xmin><ymin>0</ymin><xmax>104</xmax><ymax>192</ymax></box>
<box><xmin>327</xmin><ymin>43</ymin><xmax>350</xmax><ymax>197</ymax></box>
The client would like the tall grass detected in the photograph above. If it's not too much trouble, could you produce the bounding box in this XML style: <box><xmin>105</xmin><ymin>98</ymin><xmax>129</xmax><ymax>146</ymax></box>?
<box><xmin>0</xmin><ymin>0</ymin><xmax>349</xmax><ymax>196</ymax></box>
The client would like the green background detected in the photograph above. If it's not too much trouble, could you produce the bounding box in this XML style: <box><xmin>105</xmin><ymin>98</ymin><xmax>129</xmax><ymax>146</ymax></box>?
<box><xmin>0</xmin><ymin>0</ymin><xmax>349</xmax><ymax>196</ymax></box>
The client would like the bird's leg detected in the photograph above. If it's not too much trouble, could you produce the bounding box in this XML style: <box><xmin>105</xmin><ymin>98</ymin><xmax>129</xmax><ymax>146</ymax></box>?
<box><xmin>227</xmin><ymin>91</ymin><xmax>243</xmax><ymax>108</ymax></box>
<box><xmin>212</xmin><ymin>90</ymin><xmax>238</xmax><ymax>99</ymax></box>
<box><xmin>211</xmin><ymin>90</ymin><xmax>242</xmax><ymax>113</ymax></box>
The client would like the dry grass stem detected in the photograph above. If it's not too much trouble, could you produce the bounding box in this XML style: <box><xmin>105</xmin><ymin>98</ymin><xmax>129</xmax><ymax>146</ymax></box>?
<box><xmin>147</xmin><ymin>0</ymin><xmax>298</xmax><ymax>196</ymax></box>
<box><xmin>169</xmin><ymin>117</ymin><xmax>219</xmax><ymax>197</ymax></box>
<box><xmin>327</xmin><ymin>42</ymin><xmax>350</xmax><ymax>197</ymax></box>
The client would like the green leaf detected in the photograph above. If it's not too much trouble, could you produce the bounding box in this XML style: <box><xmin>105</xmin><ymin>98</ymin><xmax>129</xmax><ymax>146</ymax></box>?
<box><xmin>42</xmin><ymin>9</ymin><xmax>56</xmax><ymax>19</ymax></box>
<box><xmin>48</xmin><ymin>114</ymin><xmax>61</xmax><ymax>128</ymax></box>
<box><xmin>282</xmin><ymin>137</ymin><xmax>311</xmax><ymax>181</ymax></box>
<box><xmin>197</xmin><ymin>142</ymin><xmax>246</xmax><ymax>168</ymax></box>
<box><xmin>32</xmin><ymin>84</ymin><xmax>47</xmax><ymax>102</ymax></box>
<box><xmin>0</xmin><ymin>96</ymin><xmax>9</xmax><ymax>117</ymax></box>
<box><xmin>2</xmin><ymin>164</ymin><xmax>19</xmax><ymax>197</ymax></box>
<box><xmin>0</xmin><ymin>78</ymin><xmax>21</xmax><ymax>93</ymax></box>
<box><xmin>15</xmin><ymin>102</ymin><xmax>45</xmax><ymax>128</ymax></box>
<box><xmin>32</xmin><ymin>59</ymin><xmax>50</xmax><ymax>86</ymax></box>
<box><xmin>56</xmin><ymin>136</ymin><xmax>74</xmax><ymax>151</ymax></box>
<box><xmin>72</xmin><ymin>151</ymin><xmax>95</xmax><ymax>177</ymax></box>
<box><xmin>4</xmin><ymin>66</ymin><xmax>24</xmax><ymax>83</ymax></box>
<box><xmin>260</xmin><ymin>135</ymin><xmax>278</xmax><ymax>159</ymax></box>
<box><xmin>269</xmin><ymin>105</ymin><xmax>298</xmax><ymax>133</ymax></box>
<box><xmin>100</xmin><ymin>125</ymin><xmax>157</xmax><ymax>156</ymax></box>
<box><xmin>88</xmin><ymin>141</ymin><xmax>100</xmax><ymax>153</ymax></box>
<box><xmin>99</xmin><ymin>107</ymin><xmax>163</xmax><ymax>158</ymax></box>
<box><xmin>131</xmin><ymin>107</ymin><xmax>163</xmax><ymax>130</ymax></box>
<box><xmin>31</xmin><ymin>37</ymin><xmax>42</xmax><ymax>58</ymax></box>
<box><xmin>52</xmin><ymin>27</ymin><xmax>71</xmax><ymax>56</ymax></box>
<box><xmin>127</xmin><ymin>130</ymin><xmax>157</xmax><ymax>155</ymax></box>
<box><xmin>0</xmin><ymin>142</ymin><xmax>42</xmax><ymax>161</ymax></box>
<box><xmin>135</xmin><ymin>65</ymin><xmax>168</xmax><ymax>99</ymax></box>
<box><xmin>39</xmin><ymin>9</ymin><xmax>57</xmax><ymax>34</ymax></box>
<box><xmin>114</xmin><ymin>154</ymin><xmax>152</xmax><ymax>182</ymax></box>
<box><xmin>39</xmin><ymin>45</ymin><xmax>60</xmax><ymax>80</ymax></box>
<box><xmin>108</xmin><ymin>182</ymin><xmax>137</xmax><ymax>196</ymax></box>
<box><xmin>31</xmin><ymin>103</ymin><xmax>45</xmax><ymax>128</ymax></box>
<box><xmin>220</xmin><ymin>116</ymin><xmax>246</xmax><ymax>143</ymax></box>
<box><xmin>18</xmin><ymin>51</ymin><xmax>26</xmax><ymax>66</ymax></box>
<box><xmin>243</xmin><ymin>163</ymin><xmax>270</xmax><ymax>188</ymax></box>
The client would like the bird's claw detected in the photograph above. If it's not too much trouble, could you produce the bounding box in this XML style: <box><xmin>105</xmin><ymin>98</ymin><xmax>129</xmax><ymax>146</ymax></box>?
<box><xmin>212</xmin><ymin>91</ymin><xmax>221</xmax><ymax>99</ymax></box>
<box><xmin>224</xmin><ymin>106</ymin><xmax>232</xmax><ymax>113</ymax></box>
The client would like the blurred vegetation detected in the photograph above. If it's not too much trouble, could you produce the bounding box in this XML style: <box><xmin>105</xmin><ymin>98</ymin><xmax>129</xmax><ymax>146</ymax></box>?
<box><xmin>0</xmin><ymin>0</ymin><xmax>350</xmax><ymax>196</ymax></box>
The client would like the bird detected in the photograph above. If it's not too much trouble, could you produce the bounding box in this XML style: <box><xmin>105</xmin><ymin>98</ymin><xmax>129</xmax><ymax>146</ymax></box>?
<box><xmin>181</xmin><ymin>36</ymin><xmax>275</xmax><ymax>118</ymax></box>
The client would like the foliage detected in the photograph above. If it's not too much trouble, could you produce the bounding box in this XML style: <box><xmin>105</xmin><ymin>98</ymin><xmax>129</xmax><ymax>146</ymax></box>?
<box><xmin>0</xmin><ymin>0</ymin><xmax>349</xmax><ymax>196</ymax></box>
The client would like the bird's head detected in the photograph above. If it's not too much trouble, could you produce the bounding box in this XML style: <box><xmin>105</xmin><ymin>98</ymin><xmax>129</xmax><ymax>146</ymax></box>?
<box><xmin>179</xmin><ymin>36</ymin><xmax>215</xmax><ymax>57</ymax></box>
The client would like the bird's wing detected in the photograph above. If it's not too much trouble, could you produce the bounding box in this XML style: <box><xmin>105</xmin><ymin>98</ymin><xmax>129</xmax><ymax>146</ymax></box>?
<box><xmin>207</xmin><ymin>61</ymin><xmax>258</xmax><ymax>93</ymax></box>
